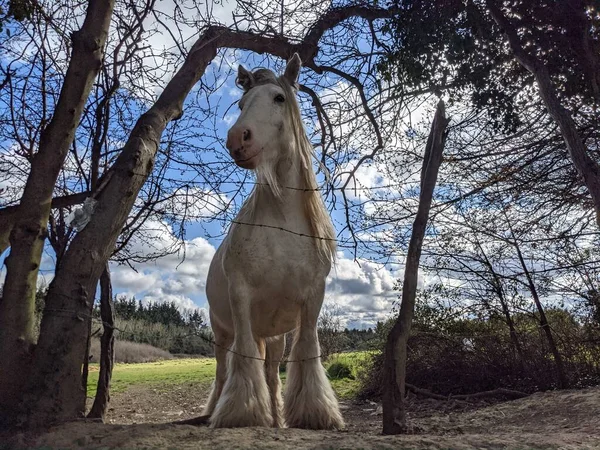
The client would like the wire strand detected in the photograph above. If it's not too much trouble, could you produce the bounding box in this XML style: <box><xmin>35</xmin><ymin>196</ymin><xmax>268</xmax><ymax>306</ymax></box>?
<box><xmin>44</xmin><ymin>308</ymin><xmax>322</xmax><ymax>364</ymax></box>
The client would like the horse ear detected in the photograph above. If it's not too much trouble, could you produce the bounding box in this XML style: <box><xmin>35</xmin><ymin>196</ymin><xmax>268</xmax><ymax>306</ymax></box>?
<box><xmin>283</xmin><ymin>53</ymin><xmax>302</xmax><ymax>87</ymax></box>
<box><xmin>236</xmin><ymin>64</ymin><xmax>254</xmax><ymax>92</ymax></box>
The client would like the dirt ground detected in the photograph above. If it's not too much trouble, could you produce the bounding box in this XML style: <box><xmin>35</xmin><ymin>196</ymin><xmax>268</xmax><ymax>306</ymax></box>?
<box><xmin>5</xmin><ymin>383</ymin><xmax>600</xmax><ymax>449</ymax></box>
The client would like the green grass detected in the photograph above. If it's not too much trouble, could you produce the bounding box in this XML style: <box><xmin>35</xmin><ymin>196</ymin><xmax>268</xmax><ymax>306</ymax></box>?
<box><xmin>325</xmin><ymin>351</ymin><xmax>378</xmax><ymax>399</ymax></box>
<box><xmin>87</xmin><ymin>351</ymin><xmax>375</xmax><ymax>399</ymax></box>
<box><xmin>86</xmin><ymin>358</ymin><xmax>216</xmax><ymax>396</ymax></box>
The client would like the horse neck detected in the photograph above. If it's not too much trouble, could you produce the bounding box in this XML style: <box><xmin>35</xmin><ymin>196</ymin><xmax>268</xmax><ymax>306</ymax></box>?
<box><xmin>248</xmin><ymin>150</ymin><xmax>310</xmax><ymax>220</ymax></box>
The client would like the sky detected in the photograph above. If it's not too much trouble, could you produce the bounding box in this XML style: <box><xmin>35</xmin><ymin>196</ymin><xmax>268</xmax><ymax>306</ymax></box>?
<box><xmin>0</xmin><ymin>0</ymin><xmax>408</xmax><ymax>330</ymax></box>
<box><xmin>1</xmin><ymin>1</ymin><xmax>593</xmax><ymax>331</ymax></box>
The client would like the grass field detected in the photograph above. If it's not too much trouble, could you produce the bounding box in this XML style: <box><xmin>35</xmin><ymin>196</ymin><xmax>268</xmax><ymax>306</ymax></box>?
<box><xmin>86</xmin><ymin>352</ymin><xmax>376</xmax><ymax>399</ymax></box>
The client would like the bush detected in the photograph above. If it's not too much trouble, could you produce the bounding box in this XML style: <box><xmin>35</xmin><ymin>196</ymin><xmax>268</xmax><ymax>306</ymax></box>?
<box><xmin>358</xmin><ymin>309</ymin><xmax>600</xmax><ymax>401</ymax></box>
<box><xmin>327</xmin><ymin>361</ymin><xmax>353</xmax><ymax>380</ymax></box>
<box><xmin>89</xmin><ymin>338</ymin><xmax>173</xmax><ymax>364</ymax></box>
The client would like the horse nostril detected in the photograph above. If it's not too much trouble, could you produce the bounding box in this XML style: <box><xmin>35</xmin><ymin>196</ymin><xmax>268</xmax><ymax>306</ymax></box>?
<box><xmin>242</xmin><ymin>129</ymin><xmax>252</xmax><ymax>142</ymax></box>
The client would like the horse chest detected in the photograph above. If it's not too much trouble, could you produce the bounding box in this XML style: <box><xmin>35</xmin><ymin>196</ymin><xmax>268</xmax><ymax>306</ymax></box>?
<box><xmin>224</xmin><ymin>222</ymin><xmax>327</xmax><ymax>285</ymax></box>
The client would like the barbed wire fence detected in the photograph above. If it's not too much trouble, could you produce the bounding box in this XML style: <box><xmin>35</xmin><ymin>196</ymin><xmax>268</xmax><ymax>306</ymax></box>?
<box><xmin>44</xmin><ymin>308</ymin><xmax>323</xmax><ymax>364</ymax></box>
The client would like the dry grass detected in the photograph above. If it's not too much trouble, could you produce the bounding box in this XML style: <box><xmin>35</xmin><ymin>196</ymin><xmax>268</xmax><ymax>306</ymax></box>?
<box><xmin>89</xmin><ymin>339</ymin><xmax>173</xmax><ymax>364</ymax></box>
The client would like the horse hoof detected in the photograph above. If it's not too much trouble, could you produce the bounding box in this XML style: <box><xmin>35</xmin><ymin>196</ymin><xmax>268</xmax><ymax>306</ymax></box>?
<box><xmin>209</xmin><ymin>411</ymin><xmax>272</xmax><ymax>428</ymax></box>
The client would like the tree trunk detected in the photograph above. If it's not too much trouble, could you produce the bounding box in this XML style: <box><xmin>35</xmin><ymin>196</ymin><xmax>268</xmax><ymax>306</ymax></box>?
<box><xmin>382</xmin><ymin>101</ymin><xmax>449</xmax><ymax>434</ymax></box>
<box><xmin>0</xmin><ymin>0</ymin><xmax>114</xmax><ymax>427</ymax></box>
<box><xmin>1</xmin><ymin>192</ymin><xmax>90</xmax><ymax>256</ymax></box>
<box><xmin>87</xmin><ymin>265</ymin><xmax>115</xmax><ymax>421</ymax></box>
<box><xmin>487</xmin><ymin>0</ymin><xmax>600</xmax><ymax>227</ymax></box>
<box><xmin>19</xmin><ymin>26</ymin><xmax>226</xmax><ymax>429</ymax></box>
<box><xmin>0</xmin><ymin>211</ymin><xmax>16</xmax><ymax>255</ymax></box>
<box><xmin>81</xmin><ymin>311</ymin><xmax>93</xmax><ymax>402</ymax></box>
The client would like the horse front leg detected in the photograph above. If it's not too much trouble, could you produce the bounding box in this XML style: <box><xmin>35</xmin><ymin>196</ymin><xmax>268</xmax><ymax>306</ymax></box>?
<box><xmin>209</xmin><ymin>282</ymin><xmax>272</xmax><ymax>428</ymax></box>
<box><xmin>284</xmin><ymin>286</ymin><xmax>345</xmax><ymax>430</ymax></box>
<box><xmin>202</xmin><ymin>319</ymin><xmax>232</xmax><ymax>418</ymax></box>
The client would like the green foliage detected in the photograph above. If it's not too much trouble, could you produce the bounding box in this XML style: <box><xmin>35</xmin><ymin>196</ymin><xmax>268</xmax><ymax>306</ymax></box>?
<box><xmin>379</xmin><ymin>0</ymin><xmax>600</xmax><ymax>132</ymax></box>
<box><xmin>100</xmin><ymin>296</ymin><xmax>213</xmax><ymax>356</ymax></box>
<box><xmin>341</xmin><ymin>328</ymin><xmax>378</xmax><ymax>351</ymax></box>
<box><xmin>112</xmin><ymin>295</ymin><xmax>204</xmax><ymax>328</ymax></box>
<box><xmin>113</xmin><ymin>317</ymin><xmax>214</xmax><ymax>356</ymax></box>
<box><xmin>325</xmin><ymin>352</ymin><xmax>375</xmax><ymax>399</ymax></box>
<box><xmin>327</xmin><ymin>361</ymin><xmax>353</xmax><ymax>380</ymax></box>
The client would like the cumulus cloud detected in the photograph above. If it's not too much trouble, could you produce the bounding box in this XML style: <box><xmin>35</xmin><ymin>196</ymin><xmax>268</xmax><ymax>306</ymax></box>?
<box><xmin>164</xmin><ymin>187</ymin><xmax>229</xmax><ymax>221</ymax></box>
<box><xmin>110</xmin><ymin>223</ymin><xmax>217</xmax><ymax>312</ymax></box>
<box><xmin>2</xmin><ymin>219</ymin><xmax>405</xmax><ymax>330</ymax></box>
<box><xmin>108</xmin><ymin>223</ymin><xmax>401</xmax><ymax>328</ymax></box>
<box><xmin>325</xmin><ymin>251</ymin><xmax>399</xmax><ymax>327</ymax></box>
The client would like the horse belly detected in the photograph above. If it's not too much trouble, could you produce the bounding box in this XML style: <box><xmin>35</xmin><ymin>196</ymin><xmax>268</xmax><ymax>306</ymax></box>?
<box><xmin>251</xmin><ymin>297</ymin><xmax>300</xmax><ymax>337</ymax></box>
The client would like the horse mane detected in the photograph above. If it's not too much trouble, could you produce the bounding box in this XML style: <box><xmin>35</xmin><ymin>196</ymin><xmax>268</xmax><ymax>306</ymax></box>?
<box><xmin>240</xmin><ymin>68</ymin><xmax>336</xmax><ymax>262</ymax></box>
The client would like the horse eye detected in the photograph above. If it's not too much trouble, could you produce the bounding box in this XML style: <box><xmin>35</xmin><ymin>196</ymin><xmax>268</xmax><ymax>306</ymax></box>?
<box><xmin>274</xmin><ymin>94</ymin><xmax>285</xmax><ymax>103</ymax></box>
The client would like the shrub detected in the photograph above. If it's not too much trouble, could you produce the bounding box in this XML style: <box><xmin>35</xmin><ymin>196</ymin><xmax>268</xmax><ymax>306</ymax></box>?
<box><xmin>112</xmin><ymin>317</ymin><xmax>214</xmax><ymax>356</ymax></box>
<box><xmin>358</xmin><ymin>309</ymin><xmax>600</xmax><ymax>401</ymax></box>
<box><xmin>327</xmin><ymin>361</ymin><xmax>353</xmax><ymax>379</ymax></box>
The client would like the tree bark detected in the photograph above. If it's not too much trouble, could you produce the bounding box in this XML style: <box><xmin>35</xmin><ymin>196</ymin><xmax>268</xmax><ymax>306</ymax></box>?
<box><xmin>1</xmin><ymin>192</ymin><xmax>90</xmax><ymax>256</ymax></box>
<box><xmin>0</xmin><ymin>0</ymin><xmax>114</xmax><ymax>427</ymax></box>
<box><xmin>0</xmin><ymin>210</ymin><xmax>16</xmax><ymax>256</ymax></box>
<box><xmin>81</xmin><ymin>310</ymin><xmax>93</xmax><ymax>404</ymax></box>
<box><xmin>382</xmin><ymin>101</ymin><xmax>449</xmax><ymax>434</ymax></box>
<box><xmin>18</xmin><ymin>7</ymin><xmax>394</xmax><ymax>428</ymax></box>
<box><xmin>486</xmin><ymin>0</ymin><xmax>600</xmax><ymax>226</ymax></box>
<box><xmin>87</xmin><ymin>265</ymin><xmax>115</xmax><ymax>421</ymax></box>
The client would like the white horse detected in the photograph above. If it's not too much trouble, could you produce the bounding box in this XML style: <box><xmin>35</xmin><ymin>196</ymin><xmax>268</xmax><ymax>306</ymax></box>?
<box><xmin>202</xmin><ymin>54</ymin><xmax>344</xmax><ymax>430</ymax></box>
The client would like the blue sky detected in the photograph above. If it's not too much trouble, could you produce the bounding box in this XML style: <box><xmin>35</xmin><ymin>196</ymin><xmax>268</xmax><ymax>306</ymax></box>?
<box><xmin>2</xmin><ymin>1</ymin><xmax>594</xmax><ymax>330</ymax></box>
<box><xmin>0</xmin><ymin>39</ymin><xmax>403</xmax><ymax>329</ymax></box>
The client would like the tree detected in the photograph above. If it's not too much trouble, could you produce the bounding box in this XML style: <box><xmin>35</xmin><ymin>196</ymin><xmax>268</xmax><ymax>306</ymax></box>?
<box><xmin>87</xmin><ymin>265</ymin><xmax>115</xmax><ymax>421</ymax></box>
<box><xmin>382</xmin><ymin>101</ymin><xmax>448</xmax><ymax>434</ymax></box>
<box><xmin>0</xmin><ymin>0</ymin><xmax>115</xmax><ymax>424</ymax></box>
<box><xmin>318</xmin><ymin>303</ymin><xmax>347</xmax><ymax>359</ymax></box>
<box><xmin>486</xmin><ymin>0</ymin><xmax>600</xmax><ymax>227</ymax></box>
<box><xmin>2</xmin><ymin>0</ymin><xmax>597</xmax><ymax>433</ymax></box>
<box><xmin>379</xmin><ymin>0</ymin><xmax>600</xmax><ymax>224</ymax></box>
<box><xmin>505</xmin><ymin>215</ymin><xmax>568</xmax><ymax>388</ymax></box>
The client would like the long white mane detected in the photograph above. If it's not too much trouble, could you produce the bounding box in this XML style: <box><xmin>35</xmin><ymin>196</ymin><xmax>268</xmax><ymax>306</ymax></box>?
<box><xmin>239</xmin><ymin>69</ymin><xmax>336</xmax><ymax>262</ymax></box>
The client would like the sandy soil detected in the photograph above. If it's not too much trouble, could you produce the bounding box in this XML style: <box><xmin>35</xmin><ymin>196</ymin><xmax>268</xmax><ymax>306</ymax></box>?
<box><xmin>5</xmin><ymin>384</ymin><xmax>600</xmax><ymax>449</ymax></box>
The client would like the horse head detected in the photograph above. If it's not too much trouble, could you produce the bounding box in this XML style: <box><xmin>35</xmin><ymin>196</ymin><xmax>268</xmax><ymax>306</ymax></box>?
<box><xmin>226</xmin><ymin>54</ymin><xmax>302</xmax><ymax>170</ymax></box>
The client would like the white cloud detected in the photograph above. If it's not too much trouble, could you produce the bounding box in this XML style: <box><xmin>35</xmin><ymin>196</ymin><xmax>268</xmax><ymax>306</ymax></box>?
<box><xmin>110</xmin><ymin>221</ymin><xmax>217</xmax><ymax>312</ymax></box>
<box><xmin>142</xmin><ymin>290</ymin><xmax>201</xmax><ymax>311</ymax></box>
<box><xmin>111</xmin><ymin>266</ymin><xmax>162</xmax><ymax>293</ymax></box>
<box><xmin>164</xmin><ymin>187</ymin><xmax>229</xmax><ymax>221</ymax></box>
<box><xmin>110</xmin><ymin>224</ymin><xmax>402</xmax><ymax>328</ymax></box>
<box><xmin>325</xmin><ymin>251</ymin><xmax>399</xmax><ymax>327</ymax></box>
